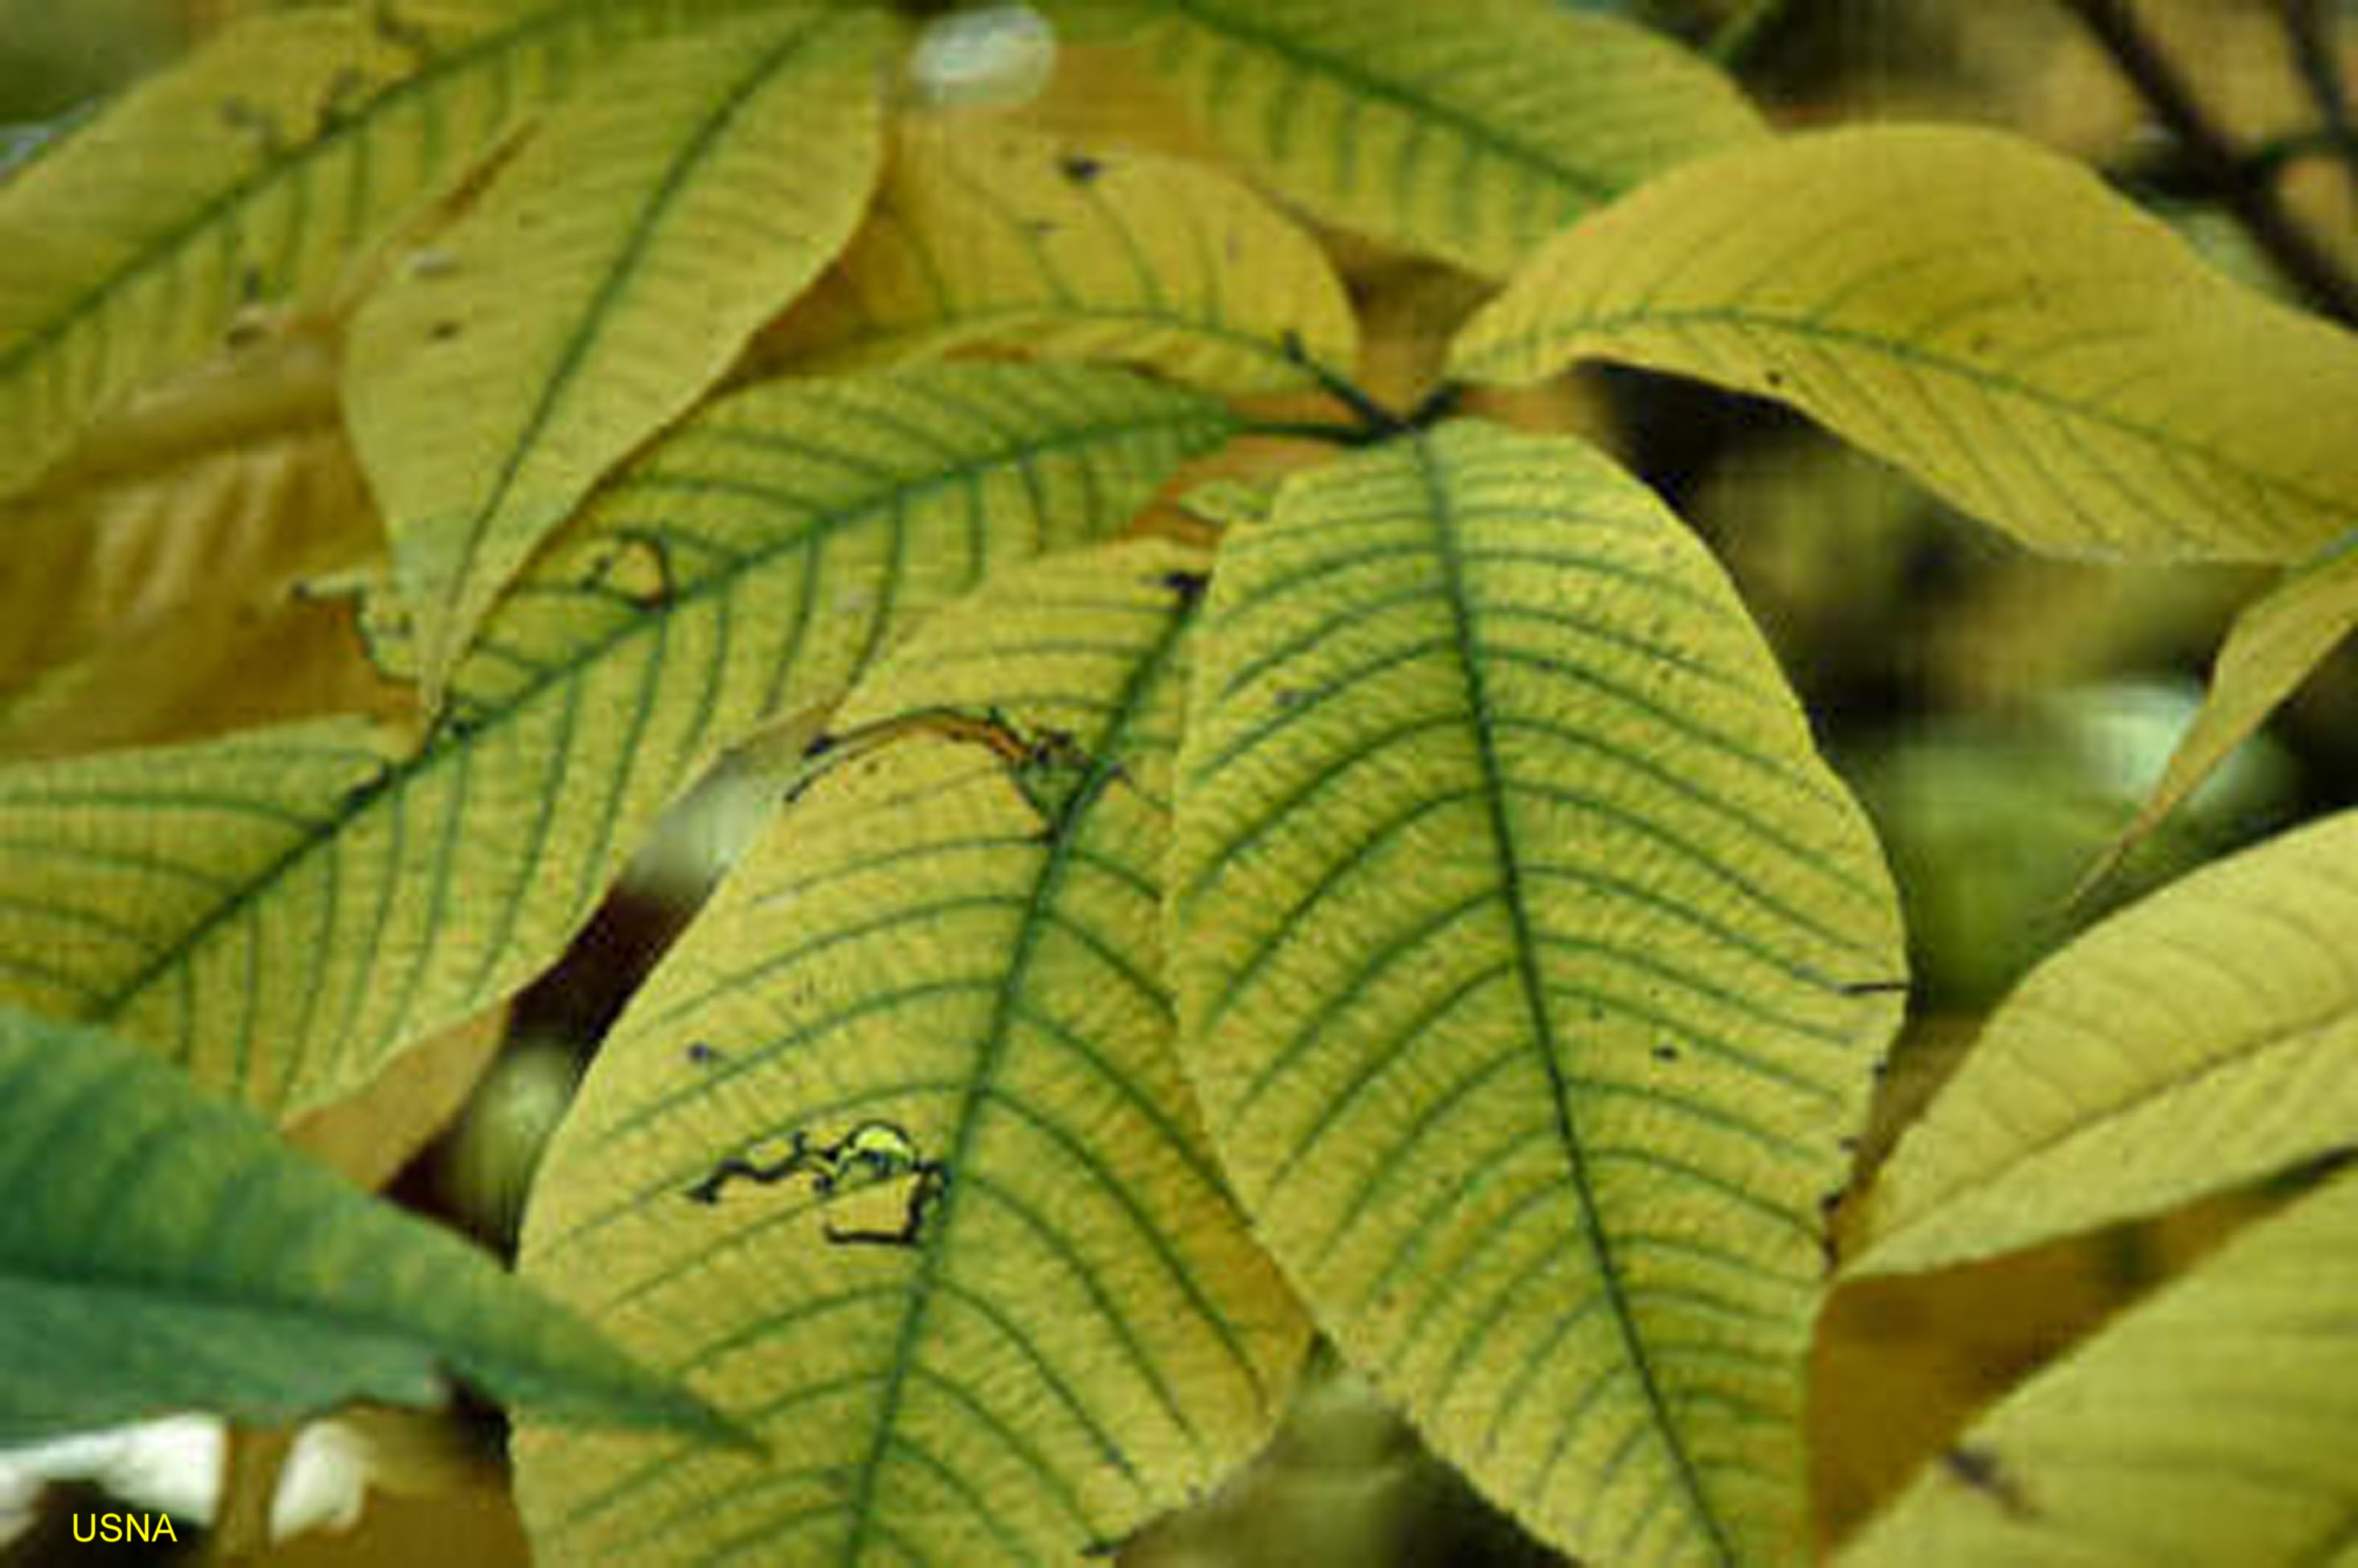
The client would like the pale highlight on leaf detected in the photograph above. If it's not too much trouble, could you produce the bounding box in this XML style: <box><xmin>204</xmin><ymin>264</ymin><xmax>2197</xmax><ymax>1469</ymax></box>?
<box><xmin>1045</xmin><ymin>0</ymin><xmax>1764</xmax><ymax>279</ymax></box>
<box><xmin>1842</xmin><ymin>1168</ymin><xmax>2358</xmax><ymax>1568</ymax></box>
<box><xmin>760</xmin><ymin>115</ymin><xmax>1355</xmax><ymax>392</ymax></box>
<box><xmin>515</xmin><ymin>541</ymin><xmax>1308</xmax><ymax>1565</ymax></box>
<box><xmin>1170</xmin><ymin>423</ymin><xmax>1906</xmax><ymax>1566</ymax></box>
<box><xmin>0</xmin><ymin>0</ymin><xmax>778</xmax><ymax>500</ymax></box>
<box><xmin>1854</xmin><ymin>809</ymin><xmax>2358</xmax><ymax>1279</ymax></box>
<box><xmin>2103</xmin><ymin>540</ymin><xmax>2358</xmax><ymax>872</ymax></box>
<box><xmin>347</xmin><ymin>6</ymin><xmax>894</xmax><ymax>697</ymax></box>
<box><xmin>0</xmin><ymin>363</ymin><xmax>1232</xmax><ymax>1118</ymax></box>
<box><xmin>1454</xmin><ymin>125</ymin><xmax>2358</xmax><ymax>563</ymax></box>
<box><xmin>0</xmin><ymin>1004</ymin><xmax>730</xmax><ymax>1445</ymax></box>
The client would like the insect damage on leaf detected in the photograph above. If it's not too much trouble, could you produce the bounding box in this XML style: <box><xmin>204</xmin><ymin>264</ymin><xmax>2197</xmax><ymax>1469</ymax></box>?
<box><xmin>685</xmin><ymin>1120</ymin><xmax>950</xmax><ymax>1248</ymax></box>
<box><xmin>795</xmin><ymin>706</ymin><xmax>1119</xmax><ymax>838</ymax></box>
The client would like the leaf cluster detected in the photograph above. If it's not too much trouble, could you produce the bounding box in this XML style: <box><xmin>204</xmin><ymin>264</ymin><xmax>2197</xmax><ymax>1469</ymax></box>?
<box><xmin>2</xmin><ymin>2</ymin><xmax>2355</xmax><ymax>1565</ymax></box>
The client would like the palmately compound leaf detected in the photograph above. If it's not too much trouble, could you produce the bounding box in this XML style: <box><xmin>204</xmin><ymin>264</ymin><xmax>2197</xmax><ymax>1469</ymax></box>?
<box><xmin>514</xmin><ymin>541</ymin><xmax>1309</xmax><ymax>1566</ymax></box>
<box><xmin>0</xmin><ymin>0</ymin><xmax>784</xmax><ymax>501</ymax></box>
<box><xmin>1853</xmin><ymin>809</ymin><xmax>2358</xmax><ymax>1280</ymax></box>
<box><xmin>0</xmin><ymin>363</ymin><xmax>1232</xmax><ymax>1119</ymax></box>
<box><xmin>1842</xmin><ymin>1166</ymin><xmax>2358</xmax><ymax>1568</ymax></box>
<box><xmin>346</xmin><ymin>5</ymin><xmax>895</xmax><ymax>697</ymax></box>
<box><xmin>1454</xmin><ymin>126</ymin><xmax>2358</xmax><ymax>564</ymax></box>
<box><xmin>1170</xmin><ymin>422</ymin><xmax>1906</xmax><ymax>1566</ymax></box>
<box><xmin>0</xmin><ymin>1003</ymin><xmax>730</xmax><ymax>1446</ymax></box>
<box><xmin>760</xmin><ymin>116</ymin><xmax>1357</xmax><ymax>392</ymax></box>
<box><xmin>2105</xmin><ymin>537</ymin><xmax>2358</xmax><ymax>867</ymax></box>
<box><xmin>1041</xmin><ymin>0</ymin><xmax>1763</xmax><ymax>280</ymax></box>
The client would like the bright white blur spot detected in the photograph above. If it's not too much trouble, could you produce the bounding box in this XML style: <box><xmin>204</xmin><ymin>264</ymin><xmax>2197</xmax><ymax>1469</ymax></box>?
<box><xmin>908</xmin><ymin>6</ymin><xmax>1056</xmax><ymax>108</ymax></box>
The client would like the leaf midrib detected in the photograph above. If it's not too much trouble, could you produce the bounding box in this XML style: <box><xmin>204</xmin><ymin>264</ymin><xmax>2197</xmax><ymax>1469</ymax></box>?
<box><xmin>832</xmin><ymin>582</ymin><xmax>1198</xmax><ymax>1566</ymax></box>
<box><xmin>1481</xmin><ymin>304</ymin><xmax>2340</xmax><ymax>548</ymax></box>
<box><xmin>79</xmin><ymin>396</ymin><xmax>1227</xmax><ymax>1088</ymax></box>
<box><xmin>1409</xmin><ymin>432</ymin><xmax>1732</xmax><ymax>1565</ymax></box>
<box><xmin>0</xmin><ymin>0</ymin><xmax>658</xmax><ymax>379</ymax></box>
<box><xmin>427</xmin><ymin>7</ymin><xmax>857</xmax><ymax>678</ymax></box>
<box><xmin>1142</xmin><ymin>0</ymin><xmax>1623</xmax><ymax>204</ymax></box>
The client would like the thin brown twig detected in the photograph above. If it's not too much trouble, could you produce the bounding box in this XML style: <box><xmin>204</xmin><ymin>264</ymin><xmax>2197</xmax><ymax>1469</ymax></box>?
<box><xmin>2060</xmin><ymin>0</ymin><xmax>2358</xmax><ymax>328</ymax></box>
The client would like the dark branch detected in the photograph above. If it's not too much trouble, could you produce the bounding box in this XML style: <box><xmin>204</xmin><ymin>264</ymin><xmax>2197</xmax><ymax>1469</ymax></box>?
<box><xmin>2060</xmin><ymin>0</ymin><xmax>2358</xmax><ymax>328</ymax></box>
<box><xmin>2280</xmin><ymin>0</ymin><xmax>2358</xmax><ymax>197</ymax></box>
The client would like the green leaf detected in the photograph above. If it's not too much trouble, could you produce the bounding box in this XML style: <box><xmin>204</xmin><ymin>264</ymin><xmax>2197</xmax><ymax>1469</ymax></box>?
<box><xmin>1453</xmin><ymin>125</ymin><xmax>2358</xmax><ymax>563</ymax></box>
<box><xmin>1169</xmin><ymin>422</ymin><xmax>1906</xmax><ymax>1566</ymax></box>
<box><xmin>0</xmin><ymin>1002</ymin><xmax>731</xmax><ymax>1445</ymax></box>
<box><xmin>1043</xmin><ymin>0</ymin><xmax>1764</xmax><ymax>280</ymax></box>
<box><xmin>760</xmin><ymin>115</ymin><xmax>1358</xmax><ymax>392</ymax></box>
<box><xmin>2104</xmin><ymin>538</ymin><xmax>2358</xmax><ymax>868</ymax></box>
<box><xmin>1841</xmin><ymin>1167</ymin><xmax>2358</xmax><ymax>1568</ymax></box>
<box><xmin>0</xmin><ymin>363</ymin><xmax>1233</xmax><ymax>1118</ymax></box>
<box><xmin>346</xmin><ymin>5</ymin><xmax>895</xmax><ymax>698</ymax></box>
<box><xmin>1853</xmin><ymin>808</ymin><xmax>2358</xmax><ymax>1279</ymax></box>
<box><xmin>513</xmin><ymin>540</ymin><xmax>1308</xmax><ymax>1565</ymax></box>
<box><xmin>0</xmin><ymin>0</ymin><xmax>781</xmax><ymax>500</ymax></box>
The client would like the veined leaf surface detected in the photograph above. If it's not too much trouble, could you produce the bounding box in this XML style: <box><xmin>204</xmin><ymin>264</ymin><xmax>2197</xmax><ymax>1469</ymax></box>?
<box><xmin>1043</xmin><ymin>0</ymin><xmax>1764</xmax><ymax>279</ymax></box>
<box><xmin>759</xmin><ymin>116</ymin><xmax>1356</xmax><ymax>392</ymax></box>
<box><xmin>347</xmin><ymin>6</ymin><xmax>893</xmax><ymax>696</ymax></box>
<box><xmin>515</xmin><ymin>541</ymin><xmax>1309</xmax><ymax>1565</ymax></box>
<box><xmin>0</xmin><ymin>1004</ymin><xmax>727</xmax><ymax>1445</ymax></box>
<box><xmin>1855</xmin><ymin>809</ymin><xmax>2358</xmax><ymax>1279</ymax></box>
<box><xmin>1843</xmin><ymin>1168</ymin><xmax>2358</xmax><ymax>1568</ymax></box>
<box><xmin>0</xmin><ymin>0</ymin><xmax>783</xmax><ymax>500</ymax></box>
<box><xmin>0</xmin><ymin>363</ymin><xmax>1232</xmax><ymax>1117</ymax></box>
<box><xmin>1170</xmin><ymin>423</ymin><xmax>1906</xmax><ymax>1565</ymax></box>
<box><xmin>0</xmin><ymin>321</ymin><xmax>393</xmax><ymax>757</ymax></box>
<box><xmin>2109</xmin><ymin>539</ymin><xmax>2358</xmax><ymax>864</ymax></box>
<box><xmin>1453</xmin><ymin>126</ymin><xmax>2358</xmax><ymax>563</ymax></box>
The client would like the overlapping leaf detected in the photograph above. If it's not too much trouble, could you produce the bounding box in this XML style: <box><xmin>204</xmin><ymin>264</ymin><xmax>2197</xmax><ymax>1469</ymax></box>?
<box><xmin>2108</xmin><ymin>539</ymin><xmax>2358</xmax><ymax>865</ymax></box>
<box><xmin>0</xmin><ymin>1004</ymin><xmax>728</xmax><ymax>1444</ymax></box>
<box><xmin>1043</xmin><ymin>0</ymin><xmax>1764</xmax><ymax>279</ymax></box>
<box><xmin>0</xmin><ymin>321</ymin><xmax>394</xmax><ymax>757</ymax></box>
<box><xmin>1169</xmin><ymin>422</ymin><xmax>1906</xmax><ymax>1565</ymax></box>
<box><xmin>1843</xmin><ymin>1168</ymin><xmax>2358</xmax><ymax>1567</ymax></box>
<box><xmin>759</xmin><ymin>116</ymin><xmax>1356</xmax><ymax>392</ymax></box>
<box><xmin>0</xmin><ymin>0</ymin><xmax>786</xmax><ymax>500</ymax></box>
<box><xmin>0</xmin><ymin>363</ymin><xmax>1232</xmax><ymax>1118</ymax></box>
<box><xmin>347</xmin><ymin>5</ymin><xmax>894</xmax><ymax>696</ymax></box>
<box><xmin>1453</xmin><ymin>126</ymin><xmax>2358</xmax><ymax>563</ymax></box>
<box><xmin>514</xmin><ymin>541</ymin><xmax>1309</xmax><ymax>1565</ymax></box>
<box><xmin>1855</xmin><ymin>809</ymin><xmax>2358</xmax><ymax>1279</ymax></box>
<box><xmin>0</xmin><ymin>318</ymin><xmax>370</xmax><ymax>696</ymax></box>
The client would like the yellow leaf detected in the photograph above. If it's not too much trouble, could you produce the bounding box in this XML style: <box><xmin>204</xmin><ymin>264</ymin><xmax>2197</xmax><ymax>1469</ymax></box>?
<box><xmin>1169</xmin><ymin>422</ymin><xmax>1906</xmax><ymax>1565</ymax></box>
<box><xmin>758</xmin><ymin>115</ymin><xmax>1357</xmax><ymax>393</ymax></box>
<box><xmin>1853</xmin><ymin>809</ymin><xmax>2358</xmax><ymax>1279</ymax></box>
<box><xmin>1042</xmin><ymin>0</ymin><xmax>1764</xmax><ymax>280</ymax></box>
<box><xmin>1841</xmin><ymin>1167</ymin><xmax>2358</xmax><ymax>1568</ymax></box>
<box><xmin>2104</xmin><ymin>539</ymin><xmax>2358</xmax><ymax>868</ymax></box>
<box><xmin>0</xmin><ymin>320</ymin><xmax>397</xmax><ymax>757</ymax></box>
<box><xmin>0</xmin><ymin>589</ymin><xmax>403</xmax><ymax>761</ymax></box>
<box><xmin>1455</xmin><ymin>125</ymin><xmax>2358</xmax><ymax>563</ymax></box>
<box><xmin>513</xmin><ymin>540</ymin><xmax>1308</xmax><ymax>1565</ymax></box>
<box><xmin>285</xmin><ymin>1002</ymin><xmax>508</xmax><ymax>1191</ymax></box>
<box><xmin>0</xmin><ymin>316</ymin><xmax>363</xmax><ymax>697</ymax></box>
<box><xmin>347</xmin><ymin>6</ymin><xmax>895</xmax><ymax>699</ymax></box>
<box><xmin>0</xmin><ymin>362</ymin><xmax>1233</xmax><ymax>1118</ymax></box>
<box><xmin>0</xmin><ymin>0</ymin><xmax>772</xmax><ymax>500</ymax></box>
